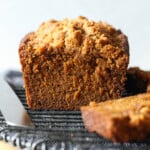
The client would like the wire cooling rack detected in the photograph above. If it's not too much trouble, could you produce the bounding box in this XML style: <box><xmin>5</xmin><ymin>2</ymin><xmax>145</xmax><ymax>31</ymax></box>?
<box><xmin>0</xmin><ymin>70</ymin><xmax>150</xmax><ymax>150</ymax></box>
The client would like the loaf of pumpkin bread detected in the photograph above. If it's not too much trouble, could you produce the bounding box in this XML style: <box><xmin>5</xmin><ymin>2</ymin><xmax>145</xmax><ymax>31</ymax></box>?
<box><xmin>19</xmin><ymin>16</ymin><xmax>129</xmax><ymax>110</ymax></box>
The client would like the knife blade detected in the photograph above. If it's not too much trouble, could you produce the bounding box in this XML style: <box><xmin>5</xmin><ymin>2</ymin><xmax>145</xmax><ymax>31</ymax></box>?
<box><xmin>0</xmin><ymin>75</ymin><xmax>34</xmax><ymax>127</ymax></box>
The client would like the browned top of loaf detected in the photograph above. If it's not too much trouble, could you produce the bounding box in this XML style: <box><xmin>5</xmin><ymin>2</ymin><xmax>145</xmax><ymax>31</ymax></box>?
<box><xmin>27</xmin><ymin>16</ymin><xmax>129</xmax><ymax>55</ymax></box>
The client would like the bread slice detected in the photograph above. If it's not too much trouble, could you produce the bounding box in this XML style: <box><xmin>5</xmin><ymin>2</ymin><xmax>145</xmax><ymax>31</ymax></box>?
<box><xmin>81</xmin><ymin>93</ymin><xmax>150</xmax><ymax>142</ymax></box>
<box><xmin>19</xmin><ymin>16</ymin><xmax>129</xmax><ymax>110</ymax></box>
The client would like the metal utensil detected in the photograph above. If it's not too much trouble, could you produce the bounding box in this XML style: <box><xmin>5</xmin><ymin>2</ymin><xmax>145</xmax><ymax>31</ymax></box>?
<box><xmin>0</xmin><ymin>75</ymin><xmax>34</xmax><ymax>127</ymax></box>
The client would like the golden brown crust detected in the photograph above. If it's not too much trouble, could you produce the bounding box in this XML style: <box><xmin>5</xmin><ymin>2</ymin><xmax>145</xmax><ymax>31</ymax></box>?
<box><xmin>81</xmin><ymin>93</ymin><xmax>150</xmax><ymax>142</ymax></box>
<box><xmin>19</xmin><ymin>16</ymin><xmax>129</xmax><ymax>110</ymax></box>
<box><xmin>32</xmin><ymin>16</ymin><xmax>129</xmax><ymax>55</ymax></box>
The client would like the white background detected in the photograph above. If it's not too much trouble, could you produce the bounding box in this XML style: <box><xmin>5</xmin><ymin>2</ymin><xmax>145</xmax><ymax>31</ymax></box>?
<box><xmin>0</xmin><ymin>0</ymin><xmax>150</xmax><ymax>73</ymax></box>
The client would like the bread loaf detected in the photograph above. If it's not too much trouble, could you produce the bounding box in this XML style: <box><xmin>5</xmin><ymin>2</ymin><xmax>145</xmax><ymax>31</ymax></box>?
<box><xmin>19</xmin><ymin>16</ymin><xmax>129</xmax><ymax>110</ymax></box>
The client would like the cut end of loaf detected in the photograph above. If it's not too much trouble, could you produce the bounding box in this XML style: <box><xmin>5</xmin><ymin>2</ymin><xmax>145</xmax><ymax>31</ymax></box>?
<box><xmin>19</xmin><ymin>16</ymin><xmax>129</xmax><ymax>110</ymax></box>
